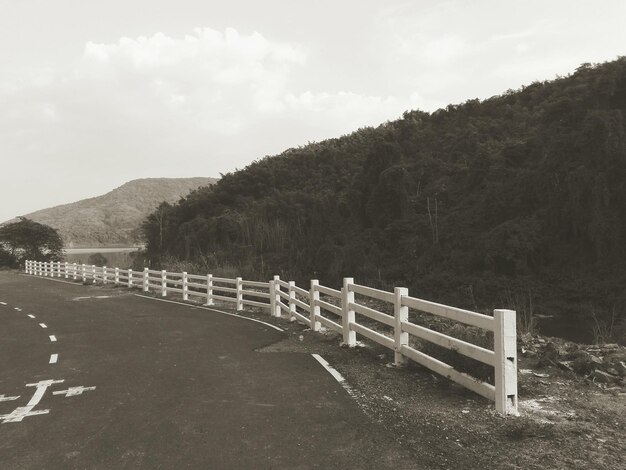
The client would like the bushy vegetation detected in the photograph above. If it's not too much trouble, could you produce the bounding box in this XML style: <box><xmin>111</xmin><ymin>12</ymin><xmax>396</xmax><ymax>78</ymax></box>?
<box><xmin>142</xmin><ymin>58</ymin><xmax>626</xmax><ymax>341</ymax></box>
<box><xmin>0</xmin><ymin>218</ymin><xmax>63</xmax><ymax>267</ymax></box>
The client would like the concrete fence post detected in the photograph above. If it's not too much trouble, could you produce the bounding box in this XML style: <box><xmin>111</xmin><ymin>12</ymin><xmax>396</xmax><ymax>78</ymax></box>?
<box><xmin>128</xmin><ymin>269</ymin><xmax>133</xmax><ymax>288</ymax></box>
<box><xmin>143</xmin><ymin>267</ymin><xmax>149</xmax><ymax>292</ymax></box>
<box><xmin>114</xmin><ymin>267</ymin><xmax>119</xmax><ymax>285</ymax></box>
<box><xmin>310</xmin><ymin>280</ymin><xmax>321</xmax><ymax>332</ymax></box>
<box><xmin>182</xmin><ymin>272</ymin><xmax>188</xmax><ymax>301</ymax></box>
<box><xmin>72</xmin><ymin>263</ymin><xmax>77</xmax><ymax>280</ymax></box>
<box><xmin>273</xmin><ymin>275</ymin><xmax>281</xmax><ymax>317</ymax></box>
<box><xmin>341</xmin><ymin>277</ymin><xmax>356</xmax><ymax>346</ymax></box>
<box><xmin>92</xmin><ymin>265</ymin><xmax>96</xmax><ymax>284</ymax></box>
<box><xmin>102</xmin><ymin>266</ymin><xmax>107</xmax><ymax>284</ymax></box>
<box><xmin>205</xmin><ymin>274</ymin><xmax>213</xmax><ymax>305</ymax></box>
<box><xmin>64</xmin><ymin>262</ymin><xmax>68</xmax><ymax>279</ymax></box>
<box><xmin>81</xmin><ymin>264</ymin><xmax>86</xmax><ymax>283</ymax></box>
<box><xmin>494</xmin><ymin>309</ymin><xmax>518</xmax><ymax>416</ymax></box>
<box><xmin>393</xmin><ymin>287</ymin><xmax>409</xmax><ymax>366</ymax></box>
<box><xmin>43</xmin><ymin>261</ymin><xmax>48</xmax><ymax>277</ymax></box>
<box><xmin>288</xmin><ymin>281</ymin><xmax>296</xmax><ymax>322</ymax></box>
<box><xmin>235</xmin><ymin>277</ymin><xmax>243</xmax><ymax>311</ymax></box>
<box><xmin>24</xmin><ymin>260</ymin><xmax>28</xmax><ymax>274</ymax></box>
<box><xmin>161</xmin><ymin>270</ymin><xmax>167</xmax><ymax>297</ymax></box>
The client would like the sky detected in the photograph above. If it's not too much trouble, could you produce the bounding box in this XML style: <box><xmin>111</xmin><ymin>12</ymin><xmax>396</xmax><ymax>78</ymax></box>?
<box><xmin>1</xmin><ymin>0</ymin><xmax>625</xmax><ymax>222</ymax></box>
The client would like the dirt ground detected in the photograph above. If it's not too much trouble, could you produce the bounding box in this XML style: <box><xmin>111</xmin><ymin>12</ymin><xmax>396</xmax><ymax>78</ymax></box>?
<box><xmin>240</xmin><ymin>307</ymin><xmax>626</xmax><ymax>470</ymax></box>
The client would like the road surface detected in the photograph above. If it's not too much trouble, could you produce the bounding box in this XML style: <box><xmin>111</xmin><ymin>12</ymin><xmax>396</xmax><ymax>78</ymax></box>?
<box><xmin>0</xmin><ymin>272</ymin><xmax>416</xmax><ymax>469</ymax></box>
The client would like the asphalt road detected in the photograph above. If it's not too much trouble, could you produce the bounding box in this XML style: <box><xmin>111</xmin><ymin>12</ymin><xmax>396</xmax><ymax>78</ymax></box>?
<box><xmin>0</xmin><ymin>272</ymin><xmax>416</xmax><ymax>469</ymax></box>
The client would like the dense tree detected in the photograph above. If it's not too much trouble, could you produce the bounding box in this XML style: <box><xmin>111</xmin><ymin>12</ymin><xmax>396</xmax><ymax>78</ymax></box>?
<box><xmin>0</xmin><ymin>218</ymin><xmax>64</xmax><ymax>267</ymax></box>
<box><xmin>142</xmin><ymin>58</ymin><xmax>626</xmax><ymax>338</ymax></box>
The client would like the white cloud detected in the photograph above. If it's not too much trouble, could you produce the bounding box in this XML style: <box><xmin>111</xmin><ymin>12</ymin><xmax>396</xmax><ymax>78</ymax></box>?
<box><xmin>0</xmin><ymin>27</ymin><xmax>414</xmax><ymax>220</ymax></box>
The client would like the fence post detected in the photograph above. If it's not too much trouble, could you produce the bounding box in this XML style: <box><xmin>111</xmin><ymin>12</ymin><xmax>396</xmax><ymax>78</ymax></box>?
<box><xmin>64</xmin><ymin>262</ymin><xmax>68</xmax><ymax>279</ymax></box>
<box><xmin>394</xmin><ymin>287</ymin><xmax>409</xmax><ymax>365</ymax></box>
<box><xmin>128</xmin><ymin>269</ymin><xmax>133</xmax><ymax>288</ymax></box>
<box><xmin>288</xmin><ymin>281</ymin><xmax>296</xmax><ymax>322</ymax></box>
<box><xmin>161</xmin><ymin>270</ymin><xmax>167</xmax><ymax>297</ymax></box>
<box><xmin>182</xmin><ymin>272</ymin><xmax>188</xmax><ymax>301</ymax></box>
<box><xmin>102</xmin><ymin>266</ymin><xmax>107</xmax><ymax>284</ymax></box>
<box><xmin>269</xmin><ymin>280</ymin><xmax>276</xmax><ymax>316</ymax></box>
<box><xmin>310</xmin><ymin>280</ymin><xmax>321</xmax><ymax>332</ymax></box>
<box><xmin>205</xmin><ymin>274</ymin><xmax>213</xmax><ymax>305</ymax></box>
<box><xmin>341</xmin><ymin>277</ymin><xmax>356</xmax><ymax>346</ymax></box>
<box><xmin>92</xmin><ymin>265</ymin><xmax>96</xmax><ymax>284</ymax></box>
<box><xmin>114</xmin><ymin>267</ymin><xmax>119</xmax><ymax>285</ymax></box>
<box><xmin>80</xmin><ymin>264</ymin><xmax>86</xmax><ymax>283</ymax></box>
<box><xmin>72</xmin><ymin>263</ymin><xmax>77</xmax><ymax>280</ymax></box>
<box><xmin>494</xmin><ymin>309</ymin><xmax>518</xmax><ymax>416</ymax></box>
<box><xmin>143</xmin><ymin>267</ymin><xmax>149</xmax><ymax>292</ymax></box>
<box><xmin>273</xmin><ymin>275</ymin><xmax>281</xmax><ymax>317</ymax></box>
<box><xmin>235</xmin><ymin>277</ymin><xmax>243</xmax><ymax>311</ymax></box>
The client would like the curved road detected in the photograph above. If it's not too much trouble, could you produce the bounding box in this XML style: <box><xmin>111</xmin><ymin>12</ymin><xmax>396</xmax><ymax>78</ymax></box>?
<box><xmin>0</xmin><ymin>272</ymin><xmax>416</xmax><ymax>469</ymax></box>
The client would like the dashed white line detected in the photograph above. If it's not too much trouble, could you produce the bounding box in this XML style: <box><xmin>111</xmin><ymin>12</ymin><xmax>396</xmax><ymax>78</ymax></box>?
<box><xmin>49</xmin><ymin>354</ymin><xmax>58</xmax><ymax>364</ymax></box>
<box><xmin>0</xmin><ymin>301</ymin><xmax>7</xmax><ymax>305</ymax></box>
<box><xmin>27</xmin><ymin>314</ymin><xmax>36</xmax><ymax>319</ymax></box>
<box><xmin>39</xmin><ymin>323</ymin><xmax>47</xmax><ymax>329</ymax></box>
<box><xmin>49</xmin><ymin>335</ymin><xmax>57</xmax><ymax>342</ymax></box>
<box><xmin>14</xmin><ymin>307</ymin><xmax>21</xmax><ymax>311</ymax></box>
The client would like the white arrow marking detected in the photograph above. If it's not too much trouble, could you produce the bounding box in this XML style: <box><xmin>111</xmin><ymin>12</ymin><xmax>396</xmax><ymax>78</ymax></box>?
<box><xmin>1</xmin><ymin>379</ymin><xmax>63</xmax><ymax>424</ymax></box>
<box><xmin>49</xmin><ymin>354</ymin><xmax>58</xmax><ymax>364</ymax></box>
<box><xmin>39</xmin><ymin>323</ymin><xmax>47</xmax><ymax>329</ymax></box>
<box><xmin>0</xmin><ymin>395</ymin><xmax>20</xmax><ymax>402</ymax></box>
<box><xmin>53</xmin><ymin>386</ymin><xmax>96</xmax><ymax>397</ymax></box>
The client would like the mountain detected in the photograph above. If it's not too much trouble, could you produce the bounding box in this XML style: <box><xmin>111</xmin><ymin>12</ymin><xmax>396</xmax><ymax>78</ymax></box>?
<box><xmin>20</xmin><ymin>177</ymin><xmax>216</xmax><ymax>247</ymax></box>
<box><xmin>141</xmin><ymin>59</ymin><xmax>626</xmax><ymax>342</ymax></box>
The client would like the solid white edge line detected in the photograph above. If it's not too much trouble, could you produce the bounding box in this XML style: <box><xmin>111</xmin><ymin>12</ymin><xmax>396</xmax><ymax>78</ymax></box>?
<box><xmin>39</xmin><ymin>323</ymin><xmax>47</xmax><ymax>329</ymax></box>
<box><xmin>311</xmin><ymin>354</ymin><xmax>346</xmax><ymax>383</ymax></box>
<box><xmin>49</xmin><ymin>335</ymin><xmax>57</xmax><ymax>342</ymax></box>
<box><xmin>132</xmin><ymin>294</ymin><xmax>284</xmax><ymax>332</ymax></box>
<box><xmin>20</xmin><ymin>274</ymin><xmax>83</xmax><ymax>286</ymax></box>
<box><xmin>49</xmin><ymin>354</ymin><xmax>58</xmax><ymax>364</ymax></box>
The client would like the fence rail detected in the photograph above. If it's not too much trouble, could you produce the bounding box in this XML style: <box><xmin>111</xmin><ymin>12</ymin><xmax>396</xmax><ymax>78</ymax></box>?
<box><xmin>24</xmin><ymin>259</ymin><xmax>518</xmax><ymax>415</ymax></box>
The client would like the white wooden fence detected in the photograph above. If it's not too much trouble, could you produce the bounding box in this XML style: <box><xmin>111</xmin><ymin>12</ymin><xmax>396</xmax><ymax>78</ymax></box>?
<box><xmin>24</xmin><ymin>259</ymin><xmax>518</xmax><ymax>415</ymax></box>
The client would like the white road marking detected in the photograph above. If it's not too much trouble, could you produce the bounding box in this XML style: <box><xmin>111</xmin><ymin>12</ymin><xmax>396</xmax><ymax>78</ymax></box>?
<box><xmin>72</xmin><ymin>295</ymin><xmax>113</xmax><ymax>301</ymax></box>
<box><xmin>1</xmin><ymin>379</ymin><xmax>63</xmax><ymax>424</ymax></box>
<box><xmin>311</xmin><ymin>354</ymin><xmax>364</xmax><ymax>409</ymax></box>
<box><xmin>27</xmin><ymin>314</ymin><xmax>36</xmax><ymax>319</ymax></box>
<box><xmin>49</xmin><ymin>354</ymin><xmax>58</xmax><ymax>364</ymax></box>
<box><xmin>312</xmin><ymin>354</ymin><xmax>347</xmax><ymax>384</ymax></box>
<box><xmin>0</xmin><ymin>395</ymin><xmax>20</xmax><ymax>402</ymax></box>
<box><xmin>0</xmin><ymin>301</ymin><xmax>6</xmax><ymax>305</ymax></box>
<box><xmin>53</xmin><ymin>386</ymin><xmax>96</xmax><ymax>397</ymax></box>
<box><xmin>39</xmin><ymin>323</ymin><xmax>47</xmax><ymax>329</ymax></box>
<box><xmin>133</xmin><ymin>294</ymin><xmax>285</xmax><ymax>332</ymax></box>
<box><xmin>14</xmin><ymin>307</ymin><xmax>21</xmax><ymax>311</ymax></box>
<box><xmin>49</xmin><ymin>335</ymin><xmax>57</xmax><ymax>342</ymax></box>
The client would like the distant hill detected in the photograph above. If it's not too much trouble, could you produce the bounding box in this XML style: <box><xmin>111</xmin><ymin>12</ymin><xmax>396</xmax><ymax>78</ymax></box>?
<box><xmin>142</xmin><ymin>59</ymin><xmax>626</xmax><ymax>342</ymax></box>
<box><xmin>18</xmin><ymin>177</ymin><xmax>216</xmax><ymax>247</ymax></box>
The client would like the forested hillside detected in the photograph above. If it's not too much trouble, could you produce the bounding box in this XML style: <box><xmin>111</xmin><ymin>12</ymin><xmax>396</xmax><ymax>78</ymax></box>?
<box><xmin>17</xmin><ymin>177</ymin><xmax>216</xmax><ymax>247</ymax></box>
<box><xmin>142</xmin><ymin>59</ymin><xmax>626</xmax><ymax>341</ymax></box>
